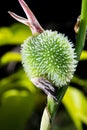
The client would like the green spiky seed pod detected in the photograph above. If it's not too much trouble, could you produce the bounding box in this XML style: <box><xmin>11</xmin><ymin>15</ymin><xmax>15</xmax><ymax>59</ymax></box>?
<box><xmin>21</xmin><ymin>30</ymin><xmax>77</xmax><ymax>88</ymax></box>
<box><xmin>9</xmin><ymin>0</ymin><xmax>77</xmax><ymax>98</ymax></box>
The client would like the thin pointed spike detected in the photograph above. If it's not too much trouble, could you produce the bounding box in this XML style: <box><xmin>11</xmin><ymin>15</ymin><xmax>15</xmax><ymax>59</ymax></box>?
<box><xmin>8</xmin><ymin>11</ymin><xmax>29</xmax><ymax>26</ymax></box>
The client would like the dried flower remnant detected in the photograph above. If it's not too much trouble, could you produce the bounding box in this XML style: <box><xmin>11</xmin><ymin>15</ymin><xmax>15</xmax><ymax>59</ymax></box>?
<box><xmin>8</xmin><ymin>0</ymin><xmax>43</xmax><ymax>35</ymax></box>
<box><xmin>74</xmin><ymin>16</ymin><xmax>80</xmax><ymax>33</ymax></box>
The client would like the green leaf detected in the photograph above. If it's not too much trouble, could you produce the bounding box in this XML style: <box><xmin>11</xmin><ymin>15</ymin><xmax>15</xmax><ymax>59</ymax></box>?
<box><xmin>0</xmin><ymin>23</ymin><xmax>32</xmax><ymax>46</ymax></box>
<box><xmin>0</xmin><ymin>69</ymin><xmax>37</xmax><ymax>95</ymax></box>
<box><xmin>80</xmin><ymin>50</ymin><xmax>87</xmax><ymax>60</ymax></box>
<box><xmin>62</xmin><ymin>87</ymin><xmax>87</xmax><ymax>130</ymax></box>
<box><xmin>0</xmin><ymin>52</ymin><xmax>21</xmax><ymax>66</ymax></box>
<box><xmin>72</xmin><ymin>76</ymin><xmax>87</xmax><ymax>90</ymax></box>
<box><xmin>0</xmin><ymin>89</ymin><xmax>35</xmax><ymax>130</ymax></box>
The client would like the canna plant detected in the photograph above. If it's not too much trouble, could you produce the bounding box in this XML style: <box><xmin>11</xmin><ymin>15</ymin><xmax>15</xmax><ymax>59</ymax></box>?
<box><xmin>8</xmin><ymin>0</ymin><xmax>87</xmax><ymax>129</ymax></box>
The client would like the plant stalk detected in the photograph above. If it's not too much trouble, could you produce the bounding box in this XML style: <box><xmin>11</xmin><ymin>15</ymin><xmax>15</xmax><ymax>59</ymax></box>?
<box><xmin>75</xmin><ymin>0</ymin><xmax>87</xmax><ymax>60</ymax></box>
<box><xmin>40</xmin><ymin>86</ymin><xmax>68</xmax><ymax>130</ymax></box>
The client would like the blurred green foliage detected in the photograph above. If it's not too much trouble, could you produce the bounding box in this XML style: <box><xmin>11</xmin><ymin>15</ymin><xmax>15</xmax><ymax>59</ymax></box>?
<box><xmin>0</xmin><ymin>23</ymin><xmax>32</xmax><ymax>45</ymax></box>
<box><xmin>0</xmin><ymin>23</ymin><xmax>87</xmax><ymax>130</ymax></box>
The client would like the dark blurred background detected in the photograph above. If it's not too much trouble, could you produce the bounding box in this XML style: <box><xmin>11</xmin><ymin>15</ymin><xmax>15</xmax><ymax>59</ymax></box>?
<box><xmin>0</xmin><ymin>0</ymin><xmax>87</xmax><ymax>130</ymax></box>
<box><xmin>0</xmin><ymin>0</ymin><xmax>81</xmax><ymax>40</ymax></box>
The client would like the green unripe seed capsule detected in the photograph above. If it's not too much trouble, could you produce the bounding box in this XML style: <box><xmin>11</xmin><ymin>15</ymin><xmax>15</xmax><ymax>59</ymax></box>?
<box><xmin>21</xmin><ymin>30</ymin><xmax>77</xmax><ymax>88</ymax></box>
<box><xmin>9</xmin><ymin>0</ymin><xmax>77</xmax><ymax>99</ymax></box>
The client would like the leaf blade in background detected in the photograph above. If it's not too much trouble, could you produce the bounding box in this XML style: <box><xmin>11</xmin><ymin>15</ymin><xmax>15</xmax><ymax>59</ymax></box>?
<box><xmin>0</xmin><ymin>69</ymin><xmax>37</xmax><ymax>95</ymax></box>
<box><xmin>0</xmin><ymin>52</ymin><xmax>21</xmax><ymax>66</ymax></box>
<box><xmin>0</xmin><ymin>89</ymin><xmax>35</xmax><ymax>130</ymax></box>
<box><xmin>62</xmin><ymin>86</ymin><xmax>87</xmax><ymax>130</ymax></box>
<box><xmin>80</xmin><ymin>50</ymin><xmax>87</xmax><ymax>60</ymax></box>
<box><xmin>72</xmin><ymin>76</ymin><xmax>87</xmax><ymax>90</ymax></box>
<box><xmin>0</xmin><ymin>23</ymin><xmax>32</xmax><ymax>46</ymax></box>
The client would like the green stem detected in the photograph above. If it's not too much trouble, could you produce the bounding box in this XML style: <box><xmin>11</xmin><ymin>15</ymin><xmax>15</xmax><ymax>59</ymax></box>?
<box><xmin>47</xmin><ymin>86</ymin><xmax>68</xmax><ymax>121</ymax></box>
<box><xmin>40</xmin><ymin>86</ymin><xmax>68</xmax><ymax>130</ymax></box>
<box><xmin>40</xmin><ymin>0</ymin><xmax>87</xmax><ymax>129</ymax></box>
<box><xmin>75</xmin><ymin>0</ymin><xmax>87</xmax><ymax>60</ymax></box>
